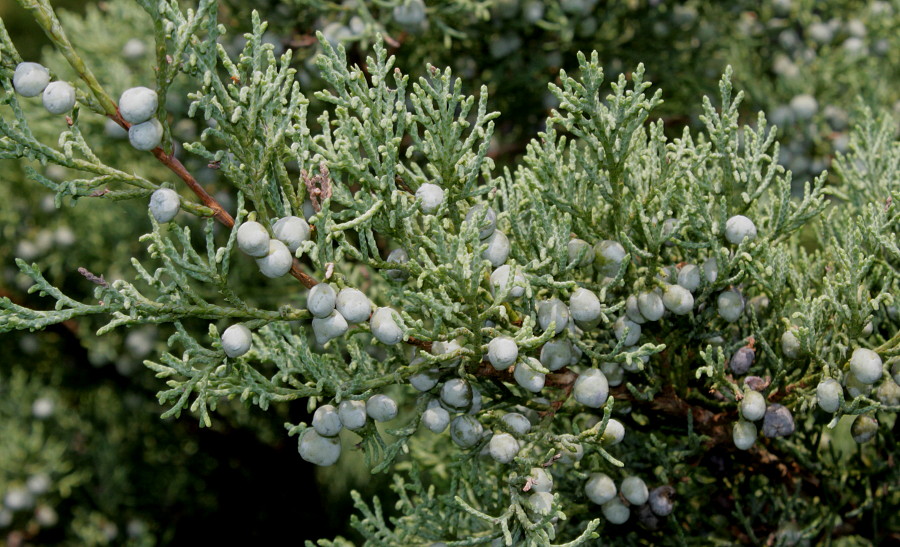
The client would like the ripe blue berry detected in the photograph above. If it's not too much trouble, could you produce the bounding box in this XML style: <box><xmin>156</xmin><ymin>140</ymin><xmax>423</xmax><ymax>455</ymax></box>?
<box><xmin>337</xmin><ymin>400</ymin><xmax>367</xmax><ymax>430</ymax></box>
<box><xmin>312</xmin><ymin>404</ymin><xmax>342</xmax><ymax>437</ymax></box>
<box><xmin>849</xmin><ymin>347</ymin><xmax>882</xmax><ymax>384</ymax></box>
<box><xmin>621</xmin><ymin>476</ymin><xmax>649</xmax><ymax>505</ymax></box>
<box><xmin>593</xmin><ymin>240</ymin><xmax>626</xmax><ymax>278</ymax></box>
<box><xmin>527</xmin><ymin>492</ymin><xmax>554</xmax><ymax>516</ymax></box>
<box><xmin>567</xmin><ymin>238</ymin><xmax>594</xmax><ymax>267</ymax></box>
<box><xmin>702</xmin><ymin>257</ymin><xmax>718</xmax><ymax>283</ymax></box>
<box><xmin>415</xmin><ymin>183</ymin><xmax>444</xmax><ymax>213</ymax></box>
<box><xmin>311</xmin><ymin>310</ymin><xmax>348</xmax><ymax>344</ymax></box>
<box><xmin>482</xmin><ymin>230</ymin><xmax>511</xmax><ymax>267</ymax></box>
<box><xmin>790</xmin><ymin>94</ymin><xmax>818</xmax><ymax>120</ymax></box>
<box><xmin>370</xmin><ymin>307</ymin><xmax>403</xmax><ymax>345</ymax></box>
<box><xmin>724</xmin><ymin>215</ymin><xmax>757</xmax><ymax>244</ymax></box>
<box><xmin>601</xmin><ymin>418</ymin><xmax>625</xmax><ymax>445</ymax></box>
<box><xmin>272</xmin><ymin>216</ymin><xmax>310</xmax><ymax>252</ymax></box>
<box><xmin>601</xmin><ymin>361</ymin><xmax>624</xmax><ymax>387</ymax></box>
<box><xmin>585</xmin><ymin>473</ymin><xmax>617</xmax><ymax>505</ymax></box>
<box><xmin>781</xmin><ymin>329</ymin><xmax>801</xmax><ymax>358</ymax></box>
<box><xmin>876</xmin><ymin>378</ymin><xmax>900</xmax><ymax>406</ymax></box>
<box><xmin>118</xmin><ymin>86</ymin><xmax>158</xmax><ymax>124</ymax></box>
<box><xmin>487</xmin><ymin>336</ymin><xmax>518</xmax><ymax>370</ymax></box>
<box><xmin>729</xmin><ymin>346</ymin><xmax>755</xmax><ymax>375</ymax></box>
<box><xmin>385</xmin><ymin>248</ymin><xmax>409</xmax><ymax>280</ymax></box>
<box><xmin>740</xmin><ymin>389</ymin><xmax>766</xmax><ymax>421</ymax></box>
<box><xmin>573</xmin><ymin>368</ymin><xmax>609</xmax><ymax>408</ymax></box>
<box><xmin>335</xmin><ymin>287</ymin><xmax>372</xmax><ymax>323</ymax></box>
<box><xmin>393</xmin><ymin>0</ymin><xmax>426</xmax><ymax>25</ymax></box>
<box><xmin>450</xmin><ymin>415</ymin><xmax>483</xmax><ymax>448</ymax></box>
<box><xmin>464</xmin><ymin>204</ymin><xmax>496</xmax><ymax>240</ymax></box>
<box><xmin>557</xmin><ymin>434</ymin><xmax>584</xmax><ymax>463</ymax></box>
<box><xmin>662</xmin><ymin>284</ymin><xmax>694</xmax><ymax>315</ymax></box>
<box><xmin>733</xmin><ymin>420</ymin><xmax>757</xmax><ymax>450</ymax></box>
<box><xmin>717</xmin><ymin>290</ymin><xmax>744</xmax><ymax>322</ymax></box>
<box><xmin>307</xmin><ymin>283</ymin><xmax>337</xmax><ymax>318</ymax></box>
<box><xmin>490</xmin><ymin>264</ymin><xmax>527</xmax><ymax>300</ymax></box>
<box><xmin>538</xmin><ymin>298</ymin><xmax>570</xmax><ymax>334</ymax></box>
<box><xmin>762</xmin><ymin>403</ymin><xmax>795</xmax><ymax>437</ymax></box>
<box><xmin>128</xmin><ymin>118</ymin><xmax>163</xmax><ymax>151</ymax></box>
<box><xmin>637</xmin><ymin>290</ymin><xmax>664</xmax><ymax>321</ymax></box>
<box><xmin>236</xmin><ymin>221</ymin><xmax>270</xmax><ymax>257</ymax></box>
<box><xmin>569</xmin><ymin>287</ymin><xmax>601</xmax><ymax>323</ymax></box>
<box><xmin>42</xmin><ymin>81</ymin><xmax>75</xmax><ymax>114</ymax></box>
<box><xmin>255</xmin><ymin>239</ymin><xmax>293</xmax><ymax>278</ymax></box>
<box><xmin>677</xmin><ymin>264</ymin><xmax>701</xmax><ymax>292</ymax></box>
<box><xmin>149</xmin><ymin>188</ymin><xmax>180</xmax><ymax>223</ymax></box>
<box><xmin>850</xmin><ymin>415</ymin><xmax>878</xmax><ymax>443</ymax></box>
<box><xmin>501</xmin><ymin>412</ymin><xmax>531</xmax><ymax>436</ymax></box>
<box><xmin>432</xmin><ymin>339</ymin><xmax>462</xmax><ymax>366</ymax></box>
<box><xmin>488</xmin><ymin>432</ymin><xmax>520</xmax><ymax>463</ymax></box>
<box><xmin>816</xmin><ymin>378</ymin><xmax>842</xmax><ymax>412</ymax></box>
<box><xmin>540</xmin><ymin>339</ymin><xmax>573</xmax><ymax>371</ymax></box>
<box><xmin>602</xmin><ymin>499</ymin><xmax>630</xmax><ymax>525</ymax></box>
<box><xmin>409</xmin><ymin>357</ymin><xmax>440</xmax><ymax>391</ymax></box>
<box><xmin>13</xmin><ymin>62</ymin><xmax>50</xmax><ymax>97</ymax></box>
<box><xmin>422</xmin><ymin>403</ymin><xmax>450</xmax><ymax>433</ymax></box>
<box><xmin>649</xmin><ymin>486</ymin><xmax>675</xmax><ymax>516</ymax></box>
<box><xmin>625</xmin><ymin>295</ymin><xmax>647</xmax><ymax>324</ymax></box>
<box><xmin>528</xmin><ymin>467</ymin><xmax>553</xmax><ymax>493</ymax></box>
<box><xmin>614</xmin><ymin>316</ymin><xmax>641</xmax><ymax>346</ymax></box>
<box><xmin>513</xmin><ymin>357</ymin><xmax>546</xmax><ymax>393</ymax></box>
<box><xmin>298</xmin><ymin>428</ymin><xmax>341</xmax><ymax>466</ymax></box>
<box><xmin>221</xmin><ymin>324</ymin><xmax>252</xmax><ymax>358</ymax></box>
<box><xmin>440</xmin><ymin>378</ymin><xmax>473</xmax><ymax>410</ymax></box>
<box><xmin>366</xmin><ymin>394</ymin><xmax>398</xmax><ymax>422</ymax></box>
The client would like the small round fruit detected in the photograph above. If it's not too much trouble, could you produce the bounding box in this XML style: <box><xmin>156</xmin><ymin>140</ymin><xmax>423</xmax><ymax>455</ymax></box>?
<box><xmin>677</xmin><ymin>264</ymin><xmax>701</xmax><ymax>291</ymax></box>
<box><xmin>490</xmin><ymin>265</ymin><xmax>527</xmax><ymax>300</ymax></box>
<box><xmin>638</xmin><ymin>290</ymin><xmax>665</xmax><ymax>321</ymax></box>
<box><xmin>255</xmin><ymin>239</ymin><xmax>293</xmax><ymax>278</ymax></box>
<box><xmin>432</xmin><ymin>339</ymin><xmax>462</xmax><ymax>366</ymax></box>
<box><xmin>489</xmin><ymin>433</ymin><xmax>520</xmax><ymax>463</ymax></box>
<box><xmin>307</xmin><ymin>283</ymin><xmax>337</xmax><ymax>318</ymax></box>
<box><xmin>236</xmin><ymin>221</ymin><xmax>270</xmax><ymax>257</ymax></box>
<box><xmin>614</xmin><ymin>316</ymin><xmax>641</xmax><ymax>346</ymax></box>
<box><xmin>42</xmin><ymin>81</ymin><xmax>76</xmax><ymax>114</ymax></box>
<box><xmin>585</xmin><ymin>473</ymin><xmax>617</xmax><ymax>505</ymax></box>
<box><xmin>540</xmin><ymin>339</ymin><xmax>573</xmax><ymax>372</ymax></box>
<box><xmin>567</xmin><ymin>238</ymin><xmax>594</xmax><ymax>267</ymax></box>
<box><xmin>790</xmin><ymin>94</ymin><xmax>818</xmax><ymax>119</ymax></box>
<box><xmin>601</xmin><ymin>418</ymin><xmax>625</xmax><ymax>445</ymax></box>
<box><xmin>816</xmin><ymin>378</ymin><xmax>842</xmax><ymax>413</ymax></box>
<box><xmin>440</xmin><ymin>378</ymin><xmax>473</xmax><ymax>411</ymax></box>
<box><xmin>621</xmin><ymin>476</ymin><xmax>649</xmax><ymax>505</ymax></box>
<box><xmin>725</xmin><ymin>215</ymin><xmax>757</xmax><ymax>244</ymax></box>
<box><xmin>729</xmin><ymin>346</ymin><xmax>755</xmax><ymax>375</ymax></box>
<box><xmin>845</xmin><ymin>372</ymin><xmax>872</xmax><ymax>398</ymax></box>
<box><xmin>118</xmin><ymin>86</ymin><xmax>158</xmax><ymax>124</ymax></box>
<box><xmin>762</xmin><ymin>403</ymin><xmax>795</xmax><ymax>438</ymax></box>
<box><xmin>121</xmin><ymin>38</ymin><xmax>148</xmax><ymax>60</ymax></box>
<box><xmin>875</xmin><ymin>377</ymin><xmax>900</xmax><ymax>406</ymax></box>
<box><xmin>366</xmin><ymin>394</ymin><xmax>398</xmax><ymax>422</ymax></box>
<box><xmin>422</xmin><ymin>405</ymin><xmax>450</xmax><ymax>433</ymax></box>
<box><xmin>416</xmin><ymin>183</ymin><xmax>444</xmax><ymax>213</ymax></box>
<box><xmin>149</xmin><ymin>188</ymin><xmax>180</xmax><ymax>223</ymax></box>
<box><xmin>717</xmin><ymin>290</ymin><xmax>744</xmax><ymax>322</ymax></box>
<box><xmin>128</xmin><ymin>118</ymin><xmax>163</xmax><ymax>151</ymax></box>
<box><xmin>385</xmin><ymin>248</ymin><xmax>409</xmax><ymax>280</ymax></box>
<box><xmin>649</xmin><ymin>486</ymin><xmax>675</xmax><ymax>517</ymax></box>
<box><xmin>849</xmin><ymin>347</ymin><xmax>883</xmax><ymax>384</ymax></box>
<box><xmin>851</xmin><ymin>415</ymin><xmax>878</xmax><ymax>443</ymax></box>
<box><xmin>464</xmin><ymin>204</ymin><xmax>497</xmax><ymax>239</ymax></box>
<box><xmin>601</xmin><ymin>361</ymin><xmax>624</xmax><ymax>387</ymax></box>
<box><xmin>513</xmin><ymin>357</ymin><xmax>545</xmax><ymax>393</ymax></box>
<box><xmin>409</xmin><ymin>359</ymin><xmax>440</xmax><ymax>391</ymax></box>
<box><xmin>662</xmin><ymin>284</ymin><xmax>694</xmax><ymax>315</ymax></box>
<box><xmin>337</xmin><ymin>400</ymin><xmax>367</xmax><ymax>430</ymax></box>
<box><xmin>529</xmin><ymin>468</ymin><xmax>553</xmax><ymax>493</ymax></box>
<box><xmin>450</xmin><ymin>415</ymin><xmax>483</xmax><ymax>448</ymax></box>
<box><xmin>702</xmin><ymin>257</ymin><xmax>718</xmax><ymax>283</ymax></box>
<box><xmin>625</xmin><ymin>295</ymin><xmax>646</xmax><ymax>325</ymax></box>
<box><xmin>557</xmin><ymin>434</ymin><xmax>584</xmax><ymax>464</ymax></box>
<box><xmin>594</xmin><ymin>240</ymin><xmax>626</xmax><ymax>277</ymax></box>
<box><xmin>487</xmin><ymin>336</ymin><xmax>518</xmax><ymax>370</ymax></box>
<box><xmin>527</xmin><ymin>492</ymin><xmax>554</xmax><ymax>516</ymax></box>
<box><xmin>481</xmin><ymin>229</ymin><xmax>511</xmax><ymax>267</ymax></box>
<box><xmin>569</xmin><ymin>287</ymin><xmax>601</xmax><ymax>323</ymax></box>
<box><xmin>370</xmin><ymin>307</ymin><xmax>403</xmax><ymax>345</ymax></box>
<box><xmin>312</xmin><ymin>404</ymin><xmax>342</xmax><ymax>437</ymax></box>
<box><xmin>782</xmin><ymin>330</ymin><xmax>801</xmax><ymax>358</ymax></box>
<box><xmin>272</xmin><ymin>216</ymin><xmax>310</xmax><ymax>252</ymax></box>
<box><xmin>501</xmin><ymin>412</ymin><xmax>531</xmax><ymax>436</ymax></box>
<box><xmin>393</xmin><ymin>0</ymin><xmax>426</xmax><ymax>25</ymax></box>
<box><xmin>311</xmin><ymin>310</ymin><xmax>348</xmax><ymax>344</ymax></box>
<box><xmin>221</xmin><ymin>324</ymin><xmax>252</xmax><ymax>358</ymax></box>
<box><xmin>573</xmin><ymin>368</ymin><xmax>609</xmax><ymax>408</ymax></box>
<box><xmin>13</xmin><ymin>62</ymin><xmax>50</xmax><ymax>97</ymax></box>
<box><xmin>602</xmin><ymin>499</ymin><xmax>630</xmax><ymax>525</ymax></box>
<box><xmin>298</xmin><ymin>428</ymin><xmax>341</xmax><ymax>466</ymax></box>
<box><xmin>335</xmin><ymin>287</ymin><xmax>372</xmax><ymax>323</ymax></box>
<box><xmin>740</xmin><ymin>390</ymin><xmax>766</xmax><ymax>421</ymax></box>
<box><xmin>733</xmin><ymin>420</ymin><xmax>757</xmax><ymax>450</ymax></box>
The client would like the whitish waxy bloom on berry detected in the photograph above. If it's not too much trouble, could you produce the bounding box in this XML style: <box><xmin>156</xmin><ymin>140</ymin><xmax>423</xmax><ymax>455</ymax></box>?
<box><xmin>118</xmin><ymin>86</ymin><xmax>158</xmax><ymax>124</ymax></box>
<box><xmin>851</xmin><ymin>415</ymin><xmax>878</xmax><ymax>443</ymax></box>
<box><xmin>527</xmin><ymin>492</ymin><xmax>554</xmax><ymax>516</ymax></box>
<box><xmin>422</xmin><ymin>403</ymin><xmax>450</xmax><ymax>433</ymax></box>
<box><xmin>717</xmin><ymin>290</ymin><xmax>744</xmax><ymax>322</ymax></box>
<box><xmin>849</xmin><ymin>347</ymin><xmax>883</xmax><ymax>384</ymax></box>
<box><xmin>762</xmin><ymin>404</ymin><xmax>795</xmax><ymax>437</ymax></box>
<box><xmin>13</xmin><ymin>62</ymin><xmax>50</xmax><ymax>97</ymax></box>
<box><xmin>370</xmin><ymin>307</ymin><xmax>403</xmax><ymax>345</ymax></box>
<box><xmin>614</xmin><ymin>316</ymin><xmax>641</xmax><ymax>346</ymax></box>
<box><xmin>440</xmin><ymin>378</ymin><xmax>473</xmax><ymax>410</ymax></box>
<box><xmin>432</xmin><ymin>339</ymin><xmax>462</xmax><ymax>366</ymax></box>
<box><xmin>335</xmin><ymin>288</ymin><xmax>371</xmax><ymax>323</ymax></box>
<box><xmin>450</xmin><ymin>415</ymin><xmax>483</xmax><ymax>448</ymax></box>
<box><xmin>128</xmin><ymin>118</ymin><xmax>163</xmax><ymax>151</ymax></box>
<box><xmin>573</xmin><ymin>368</ymin><xmax>609</xmax><ymax>408</ymax></box>
<box><xmin>366</xmin><ymin>394</ymin><xmax>398</xmax><ymax>422</ymax></box>
<box><xmin>790</xmin><ymin>93</ymin><xmax>818</xmax><ymax>119</ymax></box>
<box><xmin>621</xmin><ymin>476</ymin><xmax>649</xmax><ymax>505</ymax></box>
<box><xmin>585</xmin><ymin>473</ymin><xmax>617</xmax><ymax>505</ymax></box>
<box><xmin>601</xmin><ymin>418</ymin><xmax>626</xmax><ymax>445</ymax></box>
<box><xmin>602</xmin><ymin>499</ymin><xmax>630</xmax><ymax>525</ymax></box>
<box><xmin>415</xmin><ymin>183</ymin><xmax>444</xmax><ymax>213</ymax></box>
<box><xmin>876</xmin><ymin>378</ymin><xmax>900</xmax><ymax>406</ymax></box>
<box><xmin>42</xmin><ymin>81</ymin><xmax>75</xmax><ymax>114</ymax></box>
<box><xmin>594</xmin><ymin>240</ymin><xmax>626</xmax><ymax>277</ymax></box>
<box><xmin>740</xmin><ymin>389</ymin><xmax>766</xmax><ymax>421</ymax></box>
<box><xmin>601</xmin><ymin>361</ymin><xmax>624</xmax><ymax>387</ymax></box>
<box><xmin>557</xmin><ymin>434</ymin><xmax>584</xmax><ymax>464</ymax></box>
<box><xmin>540</xmin><ymin>339</ymin><xmax>573</xmax><ymax>371</ymax></box>
<box><xmin>724</xmin><ymin>215</ymin><xmax>757</xmax><ymax>244</ymax></box>
<box><xmin>501</xmin><ymin>412</ymin><xmax>531</xmax><ymax>436</ymax></box>
<box><xmin>312</xmin><ymin>405</ymin><xmax>342</xmax><ymax>437</ymax></box>
<box><xmin>662</xmin><ymin>284</ymin><xmax>694</xmax><ymax>315</ymax></box>
<box><xmin>272</xmin><ymin>216</ymin><xmax>310</xmax><ymax>252</ymax></box>
<box><xmin>121</xmin><ymin>38</ymin><xmax>147</xmax><ymax>60</ymax></box>
<box><xmin>393</xmin><ymin>0</ymin><xmax>426</xmax><ymax>25</ymax></box>
<box><xmin>221</xmin><ymin>324</ymin><xmax>252</xmax><ymax>358</ymax></box>
<box><xmin>625</xmin><ymin>295</ymin><xmax>646</xmax><ymax>324</ymax></box>
<box><xmin>638</xmin><ymin>290</ymin><xmax>664</xmax><ymax>321</ymax></box>
<box><xmin>255</xmin><ymin>239</ymin><xmax>293</xmax><ymax>278</ymax></box>
<box><xmin>312</xmin><ymin>310</ymin><xmax>348</xmax><ymax>344</ymax></box>
<box><xmin>487</xmin><ymin>336</ymin><xmax>518</xmax><ymax>370</ymax></box>
<box><xmin>337</xmin><ymin>400</ymin><xmax>367</xmax><ymax>431</ymax></box>
<box><xmin>307</xmin><ymin>283</ymin><xmax>337</xmax><ymax>318</ymax></box>
<box><xmin>781</xmin><ymin>329</ymin><xmax>801</xmax><ymax>358</ymax></box>
<box><xmin>482</xmin><ymin>230</ymin><xmax>510</xmax><ymax>267</ymax></box>
<box><xmin>529</xmin><ymin>468</ymin><xmax>553</xmax><ymax>493</ymax></box>
<box><xmin>649</xmin><ymin>486</ymin><xmax>675</xmax><ymax>516</ymax></box>
<box><xmin>490</xmin><ymin>264</ymin><xmax>527</xmax><ymax>300</ymax></box>
<box><xmin>733</xmin><ymin>420</ymin><xmax>757</xmax><ymax>450</ymax></box>
<box><xmin>567</xmin><ymin>238</ymin><xmax>594</xmax><ymax>267</ymax></box>
<box><xmin>702</xmin><ymin>257</ymin><xmax>718</xmax><ymax>283</ymax></box>
<box><xmin>385</xmin><ymin>247</ymin><xmax>409</xmax><ymax>280</ymax></box>
<box><xmin>464</xmin><ymin>204</ymin><xmax>497</xmax><ymax>239</ymax></box>
<box><xmin>299</xmin><ymin>429</ymin><xmax>341</xmax><ymax>466</ymax></box>
<box><xmin>236</xmin><ymin>221</ymin><xmax>270</xmax><ymax>257</ymax></box>
<box><xmin>569</xmin><ymin>287</ymin><xmax>601</xmax><ymax>323</ymax></box>
<box><xmin>149</xmin><ymin>188</ymin><xmax>180</xmax><ymax>223</ymax></box>
<box><xmin>677</xmin><ymin>263</ymin><xmax>701</xmax><ymax>292</ymax></box>
<box><xmin>816</xmin><ymin>378</ymin><xmax>842</xmax><ymax>413</ymax></box>
<box><xmin>845</xmin><ymin>372</ymin><xmax>872</xmax><ymax>398</ymax></box>
<box><xmin>32</xmin><ymin>398</ymin><xmax>54</xmax><ymax>419</ymax></box>
<box><xmin>514</xmin><ymin>357</ymin><xmax>546</xmax><ymax>393</ymax></box>
<box><xmin>730</xmin><ymin>346</ymin><xmax>755</xmax><ymax>375</ymax></box>
<box><xmin>489</xmin><ymin>433</ymin><xmax>520</xmax><ymax>463</ymax></box>
<box><xmin>409</xmin><ymin>358</ymin><xmax>440</xmax><ymax>391</ymax></box>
